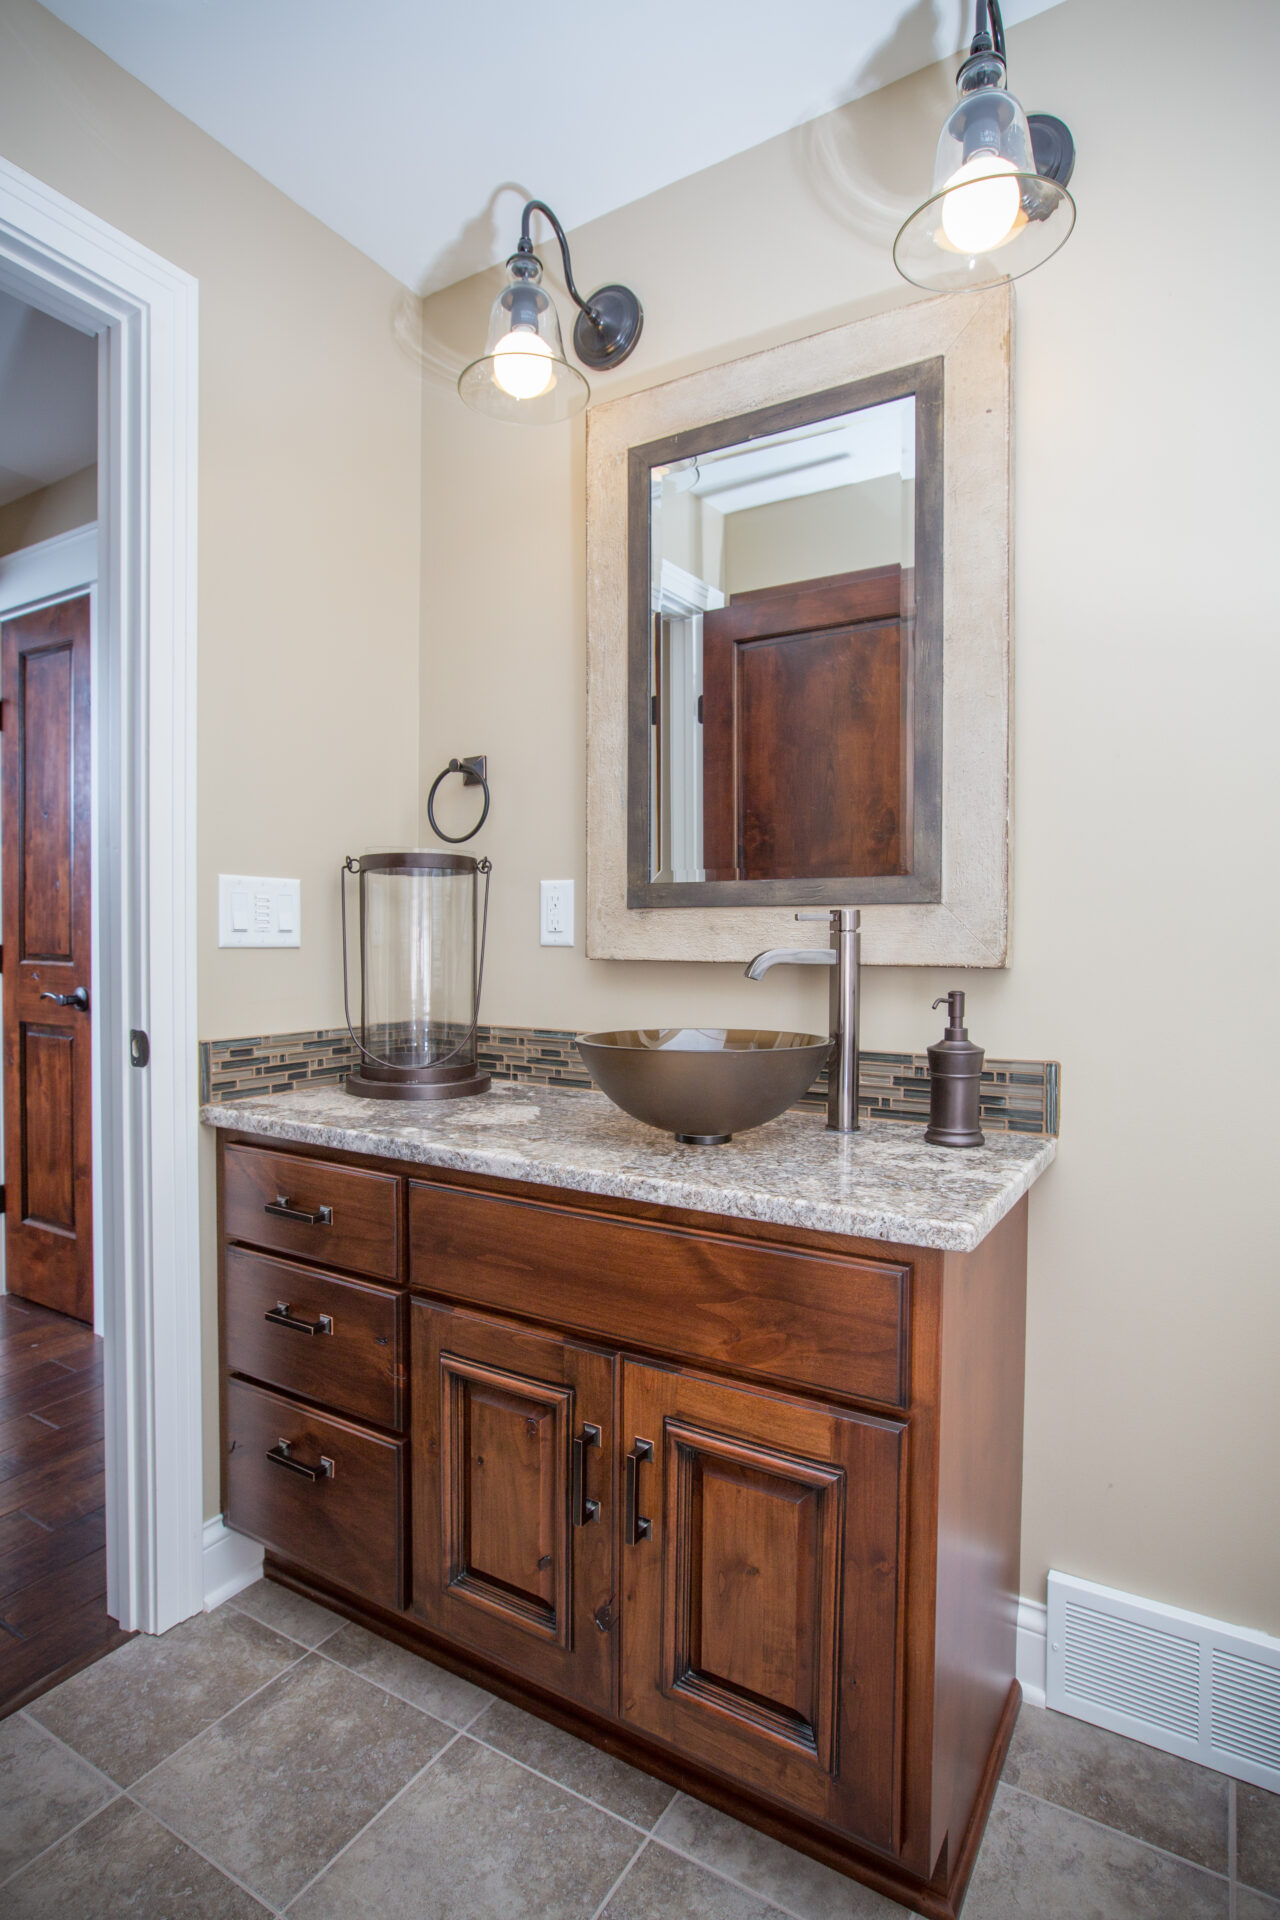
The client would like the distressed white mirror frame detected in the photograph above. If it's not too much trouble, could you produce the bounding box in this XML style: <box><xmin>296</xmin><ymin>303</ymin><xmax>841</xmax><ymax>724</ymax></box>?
<box><xmin>586</xmin><ymin>285</ymin><xmax>1013</xmax><ymax>966</ymax></box>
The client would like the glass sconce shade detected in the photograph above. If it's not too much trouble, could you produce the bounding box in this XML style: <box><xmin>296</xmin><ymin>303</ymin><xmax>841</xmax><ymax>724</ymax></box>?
<box><xmin>458</xmin><ymin>256</ymin><xmax>590</xmax><ymax>423</ymax></box>
<box><xmin>894</xmin><ymin>51</ymin><xmax>1075</xmax><ymax>291</ymax></box>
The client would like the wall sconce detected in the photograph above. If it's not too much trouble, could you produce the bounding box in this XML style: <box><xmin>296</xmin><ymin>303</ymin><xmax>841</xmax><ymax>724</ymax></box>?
<box><xmin>458</xmin><ymin>200</ymin><xmax>643</xmax><ymax>424</ymax></box>
<box><xmin>894</xmin><ymin>0</ymin><xmax>1075</xmax><ymax>292</ymax></box>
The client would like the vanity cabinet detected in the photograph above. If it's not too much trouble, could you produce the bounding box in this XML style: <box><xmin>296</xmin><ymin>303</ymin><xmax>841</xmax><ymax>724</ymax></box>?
<box><xmin>217</xmin><ymin>1129</ymin><xmax>1030</xmax><ymax>1920</ymax></box>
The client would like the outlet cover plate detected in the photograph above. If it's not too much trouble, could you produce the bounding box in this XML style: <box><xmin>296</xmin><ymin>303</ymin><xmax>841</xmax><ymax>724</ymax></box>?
<box><xmin>218</xmin><ymin>874</ymin><xmax>301</xmax><ymax>948</ymax></box>
<box><xmin>540</xmin><ymin>879</ymin><xmax>574</xmax><ymax>947</ymax></box>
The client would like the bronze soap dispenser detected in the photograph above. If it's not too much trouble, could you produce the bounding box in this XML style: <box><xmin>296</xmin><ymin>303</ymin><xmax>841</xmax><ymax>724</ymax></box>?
<box><xmin>925</xmin><ymin>991</ymin><xmax>985</xmax><ymax>1148</ymax></box>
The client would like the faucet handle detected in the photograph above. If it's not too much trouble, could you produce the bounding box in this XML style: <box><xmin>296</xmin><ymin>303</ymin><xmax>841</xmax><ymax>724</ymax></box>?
<box><xmin>795</xmin><ymin>910</ymin><xmax>831</xmax><ymax>922</ymax></box>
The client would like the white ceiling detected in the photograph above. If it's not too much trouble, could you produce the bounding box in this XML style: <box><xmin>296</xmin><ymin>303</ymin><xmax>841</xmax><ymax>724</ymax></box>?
<box><xmin>40</xmin><ymin>1</ymin><xmax>1063</xmax><ymax>294</ymax></box>
<box><xmin>0</xmin><ymin>291</ymin><xmax>97</xmax><ymax>508</ymax></box>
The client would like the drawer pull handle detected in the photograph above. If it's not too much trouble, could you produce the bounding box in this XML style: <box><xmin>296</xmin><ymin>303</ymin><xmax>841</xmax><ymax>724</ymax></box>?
<box><xmin>264</xmin><ymin>1196</ymin><xmax>333</xmax><ymax>1227</ymax></box>
<box><xmin>264</xmin><ymin>1303</ymin><xmax>334</xmax><ymax>1337</ymax></box>
<box><xmin>571</xmin><ymin>1422</ymin><xmax>601</xmax><ymax>1527</ymax></box>
<box><xmin>266</xmin><ymin>1439</ymin><xmax>334</xmax><ymax>1482</ymax></box>
<box><xmin>625</xmin><ymin>1437</ymin><xmax>653</xmax><ymax>1546</ymax></box>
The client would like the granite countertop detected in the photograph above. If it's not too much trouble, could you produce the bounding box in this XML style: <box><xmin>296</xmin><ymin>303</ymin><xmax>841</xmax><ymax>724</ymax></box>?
<box><xmin>201</xmin><ymin>1083</ymin><xmax>1055</xmax><ymax>1254</ymax></box>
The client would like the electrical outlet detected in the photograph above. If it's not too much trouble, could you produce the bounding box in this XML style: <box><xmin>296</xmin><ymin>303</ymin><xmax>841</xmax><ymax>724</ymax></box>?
<box><xmin>218</xmin><ymin>875</ymin><xmax>301</xmax><ymax>948</ymax></box>
<box><xmin>540</xmin><ymin>879</ymin><xmax>574</xmax><ymax>947</ymax></box>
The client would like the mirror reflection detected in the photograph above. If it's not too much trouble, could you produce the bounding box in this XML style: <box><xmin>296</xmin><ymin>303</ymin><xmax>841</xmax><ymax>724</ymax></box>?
<box><xmin>648</xmin><ymin>396</ymin><xmax>916</xmax><ymax>885</ymax></box>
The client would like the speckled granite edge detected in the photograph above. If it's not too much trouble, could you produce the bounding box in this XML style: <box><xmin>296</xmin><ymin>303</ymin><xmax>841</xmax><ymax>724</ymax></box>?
<box><xmin>200</xmin><ymin>1085</ymin><xmax>1056</xmax><ymax>1253</ymax></box>
<box><xmin>201</xmin><ymin>1025</ymin><xmax>1060</xmax><ymax>1135</ymax></box>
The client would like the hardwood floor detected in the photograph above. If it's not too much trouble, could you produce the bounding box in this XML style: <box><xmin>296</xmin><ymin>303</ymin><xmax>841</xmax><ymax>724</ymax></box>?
<box><xmin>0</xmin><ymin>1292</ymin><xmax>130</xmax><ymax>1716</ymax></box>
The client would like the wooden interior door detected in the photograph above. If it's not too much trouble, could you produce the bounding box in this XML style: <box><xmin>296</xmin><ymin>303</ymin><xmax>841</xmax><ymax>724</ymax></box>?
<box><xmin>701</xmin><ymin>564</ymin><xmax>912</xmax><ymax>882</ymax></box>
<box><xmin>411</xmin><ymin>1299</ymin><xmax>616</xmax><ymax>1713</ymax></box>
<box><xmin>620</xmin><ymin>1359</ymin><xmax>906</xmax><ymax>1854</ymax></box>
<box><xmin>1</xmin><ymin>595</ymin><xmax>93</xmax><ymax>1323</ymax></box>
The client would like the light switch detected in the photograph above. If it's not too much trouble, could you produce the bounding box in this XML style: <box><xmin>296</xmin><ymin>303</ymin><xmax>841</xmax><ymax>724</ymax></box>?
<box><xmin>219</xmin><ymin>875</ymin><xmax>301</xmax><ymax>948</ymax></box>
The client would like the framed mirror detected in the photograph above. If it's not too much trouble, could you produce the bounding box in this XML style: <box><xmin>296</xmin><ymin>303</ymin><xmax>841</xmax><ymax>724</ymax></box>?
<box><xmin>635</xmin><ymin>362</ymin><xmax>941</xmax><ymax>907</ymax></box>
<box><xmin>587</xmin><ymin>287</ymin><xmax>1012</xmax><ymax>967</ymax></box>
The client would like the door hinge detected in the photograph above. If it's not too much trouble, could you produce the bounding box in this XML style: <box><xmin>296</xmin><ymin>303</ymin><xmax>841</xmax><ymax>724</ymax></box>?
<box><xmin>697</xmin><ymin>693</ymin><xmax>704</xmax><ymax>725</ymax></box>
<box><xmin>0</xmin><ymin>1184</ymin><xmax>6</xmax><ymax>1214</ymax></box>
<box><xmin>650</xmin><ymin>693</ymin><xmax>658</xmax><ymax>727</ymax></box>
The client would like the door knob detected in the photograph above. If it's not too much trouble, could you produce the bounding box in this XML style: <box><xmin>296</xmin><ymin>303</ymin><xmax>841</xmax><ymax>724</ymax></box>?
<box><xmin>40</xmin><ymin>986</ymin><xmax>90</xmax><ymax>1012</ymax></box>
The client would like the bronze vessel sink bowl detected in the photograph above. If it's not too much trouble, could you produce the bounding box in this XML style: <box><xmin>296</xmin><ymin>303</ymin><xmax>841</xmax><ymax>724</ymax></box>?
<box><xmin>576</xmin><ymin>1028</ymin><xmax>833</xmax><ymax>1144</ymax></box>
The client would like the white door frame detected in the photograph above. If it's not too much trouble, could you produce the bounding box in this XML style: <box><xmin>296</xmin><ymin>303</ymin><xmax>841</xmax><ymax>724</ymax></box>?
<box><xmin>0</xmin><ymin>156</ymin><xmax>201</xmax><ymax>1635</ymax></box>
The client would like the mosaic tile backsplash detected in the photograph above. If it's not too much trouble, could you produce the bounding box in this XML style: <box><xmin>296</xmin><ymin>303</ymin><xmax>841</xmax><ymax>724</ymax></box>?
<box><xmin>201</xmin><ymin>1024</ymin><xmax>1059</xmax><ymax>1135</ymax></box>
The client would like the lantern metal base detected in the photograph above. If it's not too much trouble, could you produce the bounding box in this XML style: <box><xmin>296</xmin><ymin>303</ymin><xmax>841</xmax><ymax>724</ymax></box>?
<box><xmin>345</xmin><ymin>1068</ymin><xmax>492</xmax><ymax>1103</ymax></box>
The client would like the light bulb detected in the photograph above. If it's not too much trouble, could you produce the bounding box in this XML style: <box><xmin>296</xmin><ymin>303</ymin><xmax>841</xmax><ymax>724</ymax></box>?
<box><xmin>492</xmin><ymin>329</ymin><xmax>555</xmax><ymax>400</ymax></box>
<box><xmin>939</xmin><ymin>152</ymin><xmax>1021</xmax><ymax>255</ymax></box>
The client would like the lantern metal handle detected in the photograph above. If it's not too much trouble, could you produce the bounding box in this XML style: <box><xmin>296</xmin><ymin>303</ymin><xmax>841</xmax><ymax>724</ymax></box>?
<box><xmin>340</xmin><ymin>854</ymin><xmax>492</xmax><ymax>1075</ymax></box>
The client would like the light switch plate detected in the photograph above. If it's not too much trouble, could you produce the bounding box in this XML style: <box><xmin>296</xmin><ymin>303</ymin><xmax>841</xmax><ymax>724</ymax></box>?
<box><xmin>540</xmin><ymin>879</ymin><xmax>574</xmax><ymax>947</ymax></box>
<box><xmin>218</xmin><ymin>874</ymin><xmax>301</xmax><ymax>948</ymax></box>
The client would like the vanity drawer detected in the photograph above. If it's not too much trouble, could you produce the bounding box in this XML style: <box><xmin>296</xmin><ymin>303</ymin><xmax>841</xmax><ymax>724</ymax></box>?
<box><xmin>409</xmin><ymin>1181</ymin><xmax>909</xmax><ymax>1408</ymax></box>
<box><xmin>223</xmin><ymin>1143</ymin><xmax>400</xmax><ymax>1281</ymax></box>
<box><xmin>225</xmin><ymin>1378</ymin><xmax>407</xmax><ymax>1611</ymax></box>
<box><xmin>224</xmin><ymin>1247</ymin><xmax>405</xmax><ymax>1431</ymax></box>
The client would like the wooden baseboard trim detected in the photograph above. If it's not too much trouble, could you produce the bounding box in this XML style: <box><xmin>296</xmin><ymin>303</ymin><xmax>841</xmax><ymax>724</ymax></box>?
<box><xmin>267</xmin><ymin>1557</ymin><xmax>1011</xmax><ymax>1920</ymax></box>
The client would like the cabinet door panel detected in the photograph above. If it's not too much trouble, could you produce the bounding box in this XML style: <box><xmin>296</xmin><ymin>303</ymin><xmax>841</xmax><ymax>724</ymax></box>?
<box><xmin>412</xmin><ymin>1300</ymin><xmax>615</xmax><ymax>1713</ymax></box>
<box><xmin>621</xmin><ymin>1361</ymin><xmax>905</xmax><ymax>1854</ymax></box>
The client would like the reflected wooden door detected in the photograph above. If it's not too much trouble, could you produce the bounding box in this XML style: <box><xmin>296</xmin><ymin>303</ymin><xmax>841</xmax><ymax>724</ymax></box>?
<box><xmin>620</xmin><ymin>1359</ymin><xmax>906</xmax><ymax>1854</ymax></box>
<box><xmin>1</xmin><ymin>595</ymin><xmax>93</xmax><ymax>1323</ymax></box>
<box><xmin>701</xmin><ymin>564</ymin><xmax>912</xmax><ymax>881</ymax></box>
<box><xmin>411</xmin><ymin>1299</ymin><xmax>616</xmax><ymax>1713</ymax></box>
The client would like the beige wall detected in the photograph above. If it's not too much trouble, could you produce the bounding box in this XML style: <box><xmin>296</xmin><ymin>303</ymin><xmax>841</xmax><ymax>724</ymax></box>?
<box><xmin>0</xmin><ymin>0</ymin><xmax>423</xmax><ymax>1517</ymax></box>
<box><xmin>421</xmin><ymin>0</ymin><xmax>1280</xmax><ymax>1631</ymax></box>
<box><xmin>0</xmin><ymin>465</ymin><xmax>97</xmax><ymax>557</ymax></box>
<box><xmin>722</xmin><ymin>475</ymin><xmax>910</xmax><ymax>596</ymax></box>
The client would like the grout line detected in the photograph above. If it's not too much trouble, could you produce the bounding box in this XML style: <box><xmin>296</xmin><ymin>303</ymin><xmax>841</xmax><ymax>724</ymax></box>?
<box><xmin>0</xmin><ymin>1713</ymin><xmax>124</xmax><ymax>1891</ymax></box>
<box><xmin>643</xmin><ymin>1827</ymin><xmax>828</xmax><ymax>1920</ymax></box>
<box><xmin>121</xmin><ymin>1787</ymin><xmax>286</xmax><ymax>1917</ymax></box>
<box><xmin>1000</xmin><ymin>1782</ymin><xmax>1231</xmax><ymax>1883</ymax></box>
<box><xmin>590</xmin><ymin>1834</ymin><xmax>650</xmax><ymax>1920</ymax></box>
<box><xmin>309</xmin><ymin>1630</ymin><xmax>494</xmax><ymax>1732</ymax></box>
<box><xmin>278</xmin><ymin>1729</ymin><xmax>465</xmax><ymax>1912</ymax></box>
<box><xmin>461</xmin><ymin>1725</ymin><xmax>655</xmax><ymax>1836</ymax></box>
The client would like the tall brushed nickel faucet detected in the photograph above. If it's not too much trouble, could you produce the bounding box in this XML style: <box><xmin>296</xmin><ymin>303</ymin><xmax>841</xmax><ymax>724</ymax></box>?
<box><xmin>745</xmin><ymin>909</ymin><xmax>860</xmax><ymax>1133</ymax></box>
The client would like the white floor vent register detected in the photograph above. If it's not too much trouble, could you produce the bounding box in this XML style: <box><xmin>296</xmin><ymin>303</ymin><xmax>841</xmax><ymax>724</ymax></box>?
<box><xmin>1047</xmin><ymin>1571</ymin><xmax>1280</xmax><ymax>1792</ymax></box>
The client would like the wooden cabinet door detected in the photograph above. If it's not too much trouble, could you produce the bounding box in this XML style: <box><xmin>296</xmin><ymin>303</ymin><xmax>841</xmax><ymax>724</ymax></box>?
<box><xmin>620</xmin><ymin>1360</ymin><xmax>906</xmax><ymax>1854</ymax></box>
<box><xmin>411</xmin><ymin>1300</ymin><xmax>615</xmax><ymax>1714</ymax></box>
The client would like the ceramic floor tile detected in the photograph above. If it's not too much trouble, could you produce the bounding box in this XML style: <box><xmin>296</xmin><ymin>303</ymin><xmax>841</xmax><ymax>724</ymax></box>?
<box><xmin>653</xmin><ymin>1793</ymin><xmax>902</xmax><ymax>1918</ymax></box>
<box><xmin>1240</xmin><ymin>1783</ymin><xmax>1280</xmax><ymax>1898</ymax></box>
<box><xmin>133</xmin><ymin>1649</ymin><xmax>450</xmax><ymax>1908</ymax></box>
<box><xmin>1001</xmin><ymin>1703</ymin><xmax>1229</xmax><ymax>1870</ymax></box>
<box><xmin>0</xmin><ymin>1796</ymin><xmax>271</xmax><ymax>1918</ymax></box>
<box><xmin>0</xmin><ymin>1712</ymin><xmax>116</xmax><ymax>1883</ymax></box>
<box><xmin>27</xmin><ymin>1605</ymin><xmax>300</xmax><ymax>1785</ymax></box>
<box><xmin>290</xmin><ymin>1732</ymin><xmax>639</xmax><ymax>1920</ymax></box>
<box><xmin>473</xmin><ymin>1696</ymin><xmax>676</xmax><ymax>1828</ymax></box>
<box><xmin>601</xmin><ymin>1840</ymin><xmax>786</xmax><ymax>1918</ymax></box>
<box><xmin>322</xmin><ymin>1617</ymin><xmax>493</xmax><ymax>1725</ymax></box>
<box><xmin>1239</xmin><ymin>1891</ymin><xmax>1280</xmax><ymax>1920</ymax></box>
<box><xmin>227</xmin><ymin>1576</ymin><xmax>345</xmax><ymax>1649</ymax></box>
<box><xmin>962</xmin><ymin>1785</ymin><xmax>1229</xmax><ymax>1920</ymax></box>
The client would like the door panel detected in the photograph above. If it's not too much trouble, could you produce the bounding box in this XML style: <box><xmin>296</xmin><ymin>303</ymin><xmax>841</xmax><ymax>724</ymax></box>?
<box><xmin>412</xmin><ymin>1300</ymin><xmax>615</xmax><ymax>1712</ymax></box>
<box><xmin>2</xmin><ymin>596</ymin><xmax>93</xmax><ymax>1322</ymax></box>
<box><xmin>702</xmin><ymin>564</ymin><xmax>913</xmax><ymax>883</ymax></box>
<box><xmin>621</xmin><ymin>1361</ymin><xmax>906</xmax><ymax>1854</ymax></box>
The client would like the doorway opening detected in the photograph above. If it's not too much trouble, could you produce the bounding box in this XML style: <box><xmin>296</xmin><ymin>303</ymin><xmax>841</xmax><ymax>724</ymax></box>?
<box><xmin>0</xmin><ymin>154</ymin><xmax>202</xmax><ymax>1676</ymax></box>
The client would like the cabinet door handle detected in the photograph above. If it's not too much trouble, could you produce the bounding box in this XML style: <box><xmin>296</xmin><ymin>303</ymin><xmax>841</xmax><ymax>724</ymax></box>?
<box><xmin>264</xmin><ymin>1196</ymin><xmax>333</xmax><ymax>1227</ymax></box>
<box><xmin>625</xmin><ymin>1437</ymin><xmax>653</xmax><ymax>1545</ymax></box>
<box><xmin>571</xmin><ymin>1422</ymin><xmax>601</xmax><ymax>1527</ymax></box>
<box><xmin>266</xmin><ymin>1439</ymin><xmax>334</xmax><ymax>1482</ymax></box>
<box><xmin>264</xmin><ymin>1302</ymin><xmax>333</xmax><ymax>1337</ymax></box>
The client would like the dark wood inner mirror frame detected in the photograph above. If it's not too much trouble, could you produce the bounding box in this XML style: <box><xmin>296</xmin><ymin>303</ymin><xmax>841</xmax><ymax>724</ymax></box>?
<box><xmin>626</xmin><ymin>360</ymin><xmax>944</xmax><ymax>910</ymax></box>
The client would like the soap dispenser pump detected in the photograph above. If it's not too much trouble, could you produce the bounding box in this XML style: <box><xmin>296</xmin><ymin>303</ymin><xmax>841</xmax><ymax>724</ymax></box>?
<box><xmin>925</xmin><ymin>991</ymin><xmax>985</xmax><ymax>1148</ymax></box>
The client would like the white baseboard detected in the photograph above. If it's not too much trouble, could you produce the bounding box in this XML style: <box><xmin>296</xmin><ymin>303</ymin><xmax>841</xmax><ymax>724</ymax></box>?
<box><xmin>1017</xmin><ymin>1595</ymin><xmax>1048</xmax><ymax>1709</ymax></box>
<box><xmin>202</xmin><ymin>1516</ymin><xmax>263</xmax><ymax>1610</ymax></box>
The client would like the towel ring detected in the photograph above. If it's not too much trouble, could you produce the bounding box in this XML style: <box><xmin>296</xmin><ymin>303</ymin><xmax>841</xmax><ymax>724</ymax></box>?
<box><xmin>427</xmin><ymin>755</ymin><xmax>490</xmax><ymax>844</ymax></box>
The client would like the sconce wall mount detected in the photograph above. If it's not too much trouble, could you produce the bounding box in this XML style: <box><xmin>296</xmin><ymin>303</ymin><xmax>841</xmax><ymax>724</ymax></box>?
<box><xmin>459</xmin><ymin>198</ymin><xmax>642</xmax><ymax>424</ymax></box>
